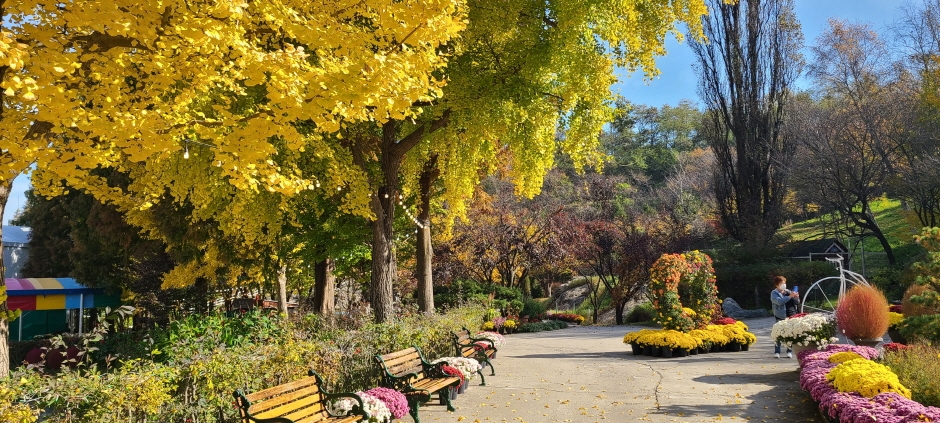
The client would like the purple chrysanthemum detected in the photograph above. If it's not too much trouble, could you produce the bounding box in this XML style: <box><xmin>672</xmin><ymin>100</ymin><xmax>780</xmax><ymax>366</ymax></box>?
<box><xmin>363</xmin><ymin>387</ymin><xmax>410</xmax><ymax>420</ymax></box>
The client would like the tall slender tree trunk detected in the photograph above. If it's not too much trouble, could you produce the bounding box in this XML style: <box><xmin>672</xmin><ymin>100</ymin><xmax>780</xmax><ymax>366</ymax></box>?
<box><xmin>314</xmin><ymin>258</ymin><xmax>335</xmax><ymax>315</ymax></box>
<box><xmin>0</xmin><ymin>180</ymin><xmax>11</xmax><ymax>377</ymax></box>
<box><xmin>416</xmin><ymin>155</ymin><xmax>438</xmax><ymax>313</ymax></box>
<box><xmin>369</xmin><ymin>121</ymin><xmax>403</xmax><ymax>323</ymax></box>
<box><xmin>371</xmin><ymin>196</ymin><xmax>397</xmax><ymax>322</ymax></box>
<box><xmin>351</xmin><ymin>113</ymin><xmax>451</xmax><ymax>323</ymax></box>
<box><xmin>277</xmin><ymin>263</ymin><xmax>289</xmax><ymax>315</ymax></box>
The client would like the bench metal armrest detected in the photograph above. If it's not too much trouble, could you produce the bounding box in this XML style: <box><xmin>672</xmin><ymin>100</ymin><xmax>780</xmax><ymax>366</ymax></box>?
<box><xmin>467</xmin><ymin>337</ymin><xmax>497</xmax><ymax>351</ymax></box>
<box><xmin>310</xmin><ymin>370</ymin><xmax>371</xmax><ymax>421</ymax></box>
<box><xmin>375</xmin><ymin>354</ymin><xmax>425</xmax><ymax>392</ymax></box>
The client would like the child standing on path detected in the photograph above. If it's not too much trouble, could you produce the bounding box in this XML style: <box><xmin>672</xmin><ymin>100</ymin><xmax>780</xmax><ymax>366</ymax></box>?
<box><xmin>770</xmin><ymin>275</ymin><xmax>800</xmax><ymax>358</ymax></box>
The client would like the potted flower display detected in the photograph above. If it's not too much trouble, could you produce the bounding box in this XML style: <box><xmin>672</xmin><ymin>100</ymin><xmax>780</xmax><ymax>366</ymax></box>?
<box><xmin>475</xmin><ymin>331</ymin><xmax>505</xmax><ymax>358</ymax></box>
<box><xmin>329</xmin><ymin>387</ymin><xmax>409</xmax><ymax>423</ymax></box>
<box><xmin>716</xmin><ymin>321</ymin><xmax>757</xmax><ymax>351</ymax></box>
<box><xmin>771</xmin><ymin>312</ymin><xmax>838</xmax><ymax>357</ymax></box>
<box><xmin>441</xmin><ymin>365</ymin><xmax>464</xmax><ymax>399</ymax></box>
<box><xmin>432</xmin><ymin>357</ymin><xmax>483</xmax><ymax>392</ymax></box>
<box><xmin>835</xmin><ymin>285</ymin><xmax>890</xmax><ymax>347</ymax></box>
<box><xmin>887</xmin><ymin>310</ymin><xmax>906</xmax><ymax>344</ymax></box>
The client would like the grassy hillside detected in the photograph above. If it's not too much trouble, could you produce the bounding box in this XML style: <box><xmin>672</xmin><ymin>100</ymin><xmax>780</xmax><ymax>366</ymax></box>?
<box><xmin>778</xmin><ymin>197</ymin><xmax>925</xmax><ymax>270</ymax></box>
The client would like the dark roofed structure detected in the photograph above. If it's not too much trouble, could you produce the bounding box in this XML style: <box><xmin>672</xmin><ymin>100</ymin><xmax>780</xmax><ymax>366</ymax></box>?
<box><xmin>788</xmin><ymin>238</ymin><xmax>850</xmax><ymax>264</ymax></box>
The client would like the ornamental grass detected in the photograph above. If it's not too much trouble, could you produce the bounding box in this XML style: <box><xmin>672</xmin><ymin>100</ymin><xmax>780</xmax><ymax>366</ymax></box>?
<box><xmin>882</xmin><ymin>343</ymin><xmax>940</xmax><ymax>407</ymax></box>
<box><xmin>902</xmin><ymin>284</ymin><xmax>940</xmax><ymax>317</ymax></box>
<box><xmin>835</xmin><ymin>285</ymin><xmax>890</xmax><ymax>340</ymax></box>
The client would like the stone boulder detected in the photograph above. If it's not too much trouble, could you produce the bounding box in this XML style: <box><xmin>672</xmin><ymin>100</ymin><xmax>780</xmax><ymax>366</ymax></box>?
<box><xmin>722</xmin><ymin>297</ymin><xmax>769</xmax><ymax>319</ymax></box>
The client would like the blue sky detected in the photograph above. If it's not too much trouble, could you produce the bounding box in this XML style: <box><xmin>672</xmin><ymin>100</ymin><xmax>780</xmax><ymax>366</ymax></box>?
<box><xmin>1</xmin><ymin>0</ymin><xmax>908</xmax><ymax>225</ymax></box>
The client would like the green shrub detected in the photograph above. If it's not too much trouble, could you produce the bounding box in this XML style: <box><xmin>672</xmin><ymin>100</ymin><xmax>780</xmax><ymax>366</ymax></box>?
<box><xmin>883</xmin><ymin>343</ymin><xmax>940</xmax><ymax>407</ymax></box>
<box><xmin>15</xmin><ymin>359</ymin><xmax>178</xmax><ymax>423</ymax></box>
<box><xmin>506</xmin><ymin>300</ymin><xmax>524</xmax><ymax>316</ymax></box>
<box><xmin>7</xmin><ymin>305</ymin><xmax>486</xmax><ymax>422</ymax></box>
<box><xmin>869</xmin><ymin>265</ymin><xmax>907</xmax><ymax>302</ymax></box>
<box><xmin>516</xmin><ymin>320</ymin><xmax>567</xmax><ymax>333</ymax></box>
<box><xmin>521</xmin><ymin>299</ymin><xmax>546</xmax><ymax>318</ymax></box>
<box><xmin>434</xmin><ymin>280</ymin><xmax>523</xmax><ymax>309</ymax></box>
<box><xmin>626</xmin><ymin>301</ymin><xmax>655</xmax><ymax>323</ymax></box>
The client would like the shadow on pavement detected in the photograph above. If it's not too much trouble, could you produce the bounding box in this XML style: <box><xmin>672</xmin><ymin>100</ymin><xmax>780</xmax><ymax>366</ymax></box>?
<box><xmin>652</xmin><ymin>369</ymin><xmax>821</xmax><ymax>422</ymax></box>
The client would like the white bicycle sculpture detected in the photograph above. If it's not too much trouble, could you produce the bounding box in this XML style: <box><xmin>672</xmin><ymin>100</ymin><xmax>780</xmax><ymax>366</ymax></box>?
<box><xmin>800</xmin><ymin>256</ymin><xmax>871</xmax><ymax>314</ymax></box>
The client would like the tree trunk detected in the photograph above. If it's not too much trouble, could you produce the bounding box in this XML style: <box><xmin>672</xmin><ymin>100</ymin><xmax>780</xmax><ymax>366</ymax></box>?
<box><xmin>615</xmin><ymin>300</ymin><xmax>627</xmax><ymax>325</ymax></box>
<box><xmin>314</xmin><ymin>258</ymin><xmax>336</xmax><ymax>315</ymax></box>
<box><xmin>0</xmin><ymin>180</ymin><xmax>13</xmax><ymax>377</ymax></box>
<box><xmin>371</xmin><ymin>202</ymin><xmax>397</xmax><ymax>322</ymax></box>
<box><xmin>277</xmin><ymin>263</ymin><xmax>289</xmax><ymax>315</ymax></box>
<box><xmin>350</xmin><ymin>114</ymin><xmax>451</xmax><ymax>323</ymax></box>
<box><xmin>416</xmin><ymin>155</ymin><xmax>438</xmax><ymax>313</ymax></box>
<box><xmin>369</xmin><ymin>121</ymin><xmax>403</xmax><ymax>323</ymax></box>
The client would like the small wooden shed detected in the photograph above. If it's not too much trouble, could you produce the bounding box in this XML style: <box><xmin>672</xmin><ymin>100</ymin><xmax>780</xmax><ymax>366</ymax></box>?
<box><xmin>787</xmin><ymin>238</ymin><xmax>850</xmax><ymax>265</ymax></box>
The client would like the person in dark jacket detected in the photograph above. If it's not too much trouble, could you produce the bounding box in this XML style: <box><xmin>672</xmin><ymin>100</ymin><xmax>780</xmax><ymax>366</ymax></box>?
<box><xmin>771</xmin><ymin>275</ymin><xmax>800</xmax><ymax>358</ymax></box>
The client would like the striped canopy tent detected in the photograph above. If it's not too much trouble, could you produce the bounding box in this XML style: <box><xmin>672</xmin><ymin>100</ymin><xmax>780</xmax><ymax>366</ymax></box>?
<box><xmin>4</xmin><ymin>278</ymin><xmax>121</xmax><ymax>341</ymax></box>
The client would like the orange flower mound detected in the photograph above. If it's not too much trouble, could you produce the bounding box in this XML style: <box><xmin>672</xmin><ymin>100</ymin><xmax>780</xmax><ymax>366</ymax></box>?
<box><xmin>836</xmin><ymin>285</ymin><xmax>889</xmax><ymax>340</ymax></box>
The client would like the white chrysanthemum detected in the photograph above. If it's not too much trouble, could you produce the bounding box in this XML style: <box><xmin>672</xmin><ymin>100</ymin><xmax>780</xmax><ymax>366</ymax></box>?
<box><xmin>771</xmin><ymin>313</ymin><xmax>837</xmax><ymax>349</ymax></box>
<box><xmin>432</xmin><ymin>357</ymin><xmax>483</xmax><ymax>380</ymax></box>
<box><xmin>328</xmin><ymin>393</ymin><xmax>391</xmax><ymax>423</ymax></box>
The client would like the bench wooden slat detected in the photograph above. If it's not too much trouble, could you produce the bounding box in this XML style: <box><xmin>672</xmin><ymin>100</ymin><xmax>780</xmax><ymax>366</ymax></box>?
<box><xmin>387</xmin><ymin>363</ymin><xmax>424</xmax><ymax>378</ymax></box>
<box><xmin>236</xmin><ymin>371</ymin><xmax>364</xmax><ymax>423</ymax></box>
<box><xmin>315</xmin><ymin>416</ymin><xmax>361</xmax><ymax>423</ymax></box>
<box><xmin>246</xmin><ymin>376</ymin><xmax>320</xmax><ymax>403</ymax></box>
<box><xmin>412</xmin><ymin>377</ymin><xmax>460</xmax><ymax>392</ymax></box>
<box><xmin>254</xmin><ymin>392</ymin><xmax>324</xmax><ymax>420</ymax></box>
<box><xmin>379</xmin><ymin>347</ymin><xmax>419</xmax><ymax>362</ymax></box>
<box><xmin>381</xmin><ymin>350</ymin><xmax>421</xmax><ymax>368</ymax></box>
<box><xmin>280</xmin><ymin>400</ymin><xmax>326</xmax><ymax>422</ymax></box>
<box><xmin>249</xmin><ymin>384</ymin><xmax>321</xmax><ymax>415</ymax></box>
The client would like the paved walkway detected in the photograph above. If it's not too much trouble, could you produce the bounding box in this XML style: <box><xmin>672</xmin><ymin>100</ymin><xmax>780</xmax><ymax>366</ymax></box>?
<box><xmin>416</xmin><ymin>317</ymin><xmax>821</xmax><ymax>423</ymax></box>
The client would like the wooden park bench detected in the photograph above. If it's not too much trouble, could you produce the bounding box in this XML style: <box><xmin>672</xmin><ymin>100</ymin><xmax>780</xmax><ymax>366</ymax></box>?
<box><xmin>374</xmin><ymin>346</ymin><xmax>461</xmax><ymax>423</ymax></box>
<box><xmin>233</xmin><ymin>370</ymin><xmax>368</xmax><ymax>423</ymax></box>
<box><xmin>452</xmin><ymin>327</ymin><xmax>497</xmax><ymax>385</ymax></box>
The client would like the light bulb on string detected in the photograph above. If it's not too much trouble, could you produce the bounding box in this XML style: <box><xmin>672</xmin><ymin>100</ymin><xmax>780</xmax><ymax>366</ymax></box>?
<box><xmin>183</xmin><ymin>145</ymin><xmax>190</xmax><ymax>159</ymax></box>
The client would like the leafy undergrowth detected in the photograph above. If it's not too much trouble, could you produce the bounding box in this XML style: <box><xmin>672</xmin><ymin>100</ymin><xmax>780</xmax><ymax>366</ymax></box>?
<box><xmin>883</xmin><ymin>344</ymin><xmax>940</xmax><ymax>407</ymax></box>
<box><xmin>4</xmin><ymin>306</ymin><xmax>485</xmax><ymax>423</ymax></box>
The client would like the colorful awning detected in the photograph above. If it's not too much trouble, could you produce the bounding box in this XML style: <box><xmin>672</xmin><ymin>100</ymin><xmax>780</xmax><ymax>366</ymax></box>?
<box><xmin>4</xmin><ymin>278</ymin><xmax>110</xmax><ymax>311</ymax></box>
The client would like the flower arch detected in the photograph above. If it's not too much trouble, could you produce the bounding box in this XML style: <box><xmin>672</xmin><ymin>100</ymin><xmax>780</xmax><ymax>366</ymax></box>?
<box><xmin>649</xmin><ymin>251</ymin><xmax>720</xmax><ymax>332</ymax></box>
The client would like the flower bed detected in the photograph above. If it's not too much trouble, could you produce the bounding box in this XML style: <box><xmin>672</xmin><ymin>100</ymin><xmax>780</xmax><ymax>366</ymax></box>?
<box><xmin>547</xmin><ymin>313</ymin><xmax>586</xmax><ymax>324</ymax></box>
<box><xmin>771</xmin><ymin>312</ymin><xmax>838</xmax><ymax>349</ymax></box>
<box><xmin>622</xmin><ymin>321</ymin><xmax>757</xmax><ymax>358</ymax></box>
<box><xmin>712</xmin><ymin>317</ymin><xmax>737</xmax><ymax>325</ymax></box>
<box><xmin>799</xmin><ymin>344</ymin><xmax>940</xmax><ymax>422</ymax></box>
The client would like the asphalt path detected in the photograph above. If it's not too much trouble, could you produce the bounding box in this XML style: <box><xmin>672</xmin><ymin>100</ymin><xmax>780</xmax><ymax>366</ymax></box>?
<box><xmin>413</xmin><ymin>317</ymin><xmax>821</xmax><ymax>423</ymax></box>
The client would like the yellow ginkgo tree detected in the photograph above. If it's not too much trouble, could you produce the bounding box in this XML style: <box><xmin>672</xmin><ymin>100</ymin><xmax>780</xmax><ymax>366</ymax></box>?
<box><xmin>376</xmin><ymin>0</ymin><xmax>713</xmax><ymax>317</ymax></box>
<box><xmin>0</xmin><ymin>0</ymin><xmax>467</xmax><ymax>375</ymax></box>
